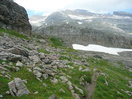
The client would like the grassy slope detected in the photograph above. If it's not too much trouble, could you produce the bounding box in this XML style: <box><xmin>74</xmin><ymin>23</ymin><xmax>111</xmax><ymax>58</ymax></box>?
<box><xmin>0</xmin><ymin>30</ymin><xmax>132</xmax><ymax>99</ymax></box>
<box><xmin>0</xmin><ymin>28</ymin><xmax>29</xmax><ymax>40</ymax></box>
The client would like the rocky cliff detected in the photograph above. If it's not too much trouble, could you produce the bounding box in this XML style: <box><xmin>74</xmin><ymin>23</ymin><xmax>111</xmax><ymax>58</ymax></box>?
<box><xmin>36</xmin><ymin>24</ymin><xmax>132</xmax><ymax>48</ymax></box>
<box><xmin>0</xmin><ymin>0</ymin><xmax>31</xmax><ymax>35</ymax></box>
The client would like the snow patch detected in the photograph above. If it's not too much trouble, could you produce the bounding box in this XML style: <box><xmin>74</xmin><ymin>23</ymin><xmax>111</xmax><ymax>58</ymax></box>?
<box><xmin>29</xmin><ymin>20</ymin><xmax>43</xmax><ymax>26</ymax></box>
<box><xmin>86</xmin><ymin>19</ymin><xmax>93</xmax><ymax>22</ymax></box>
<box><xmin>68</xmin><ymin>14</ymin><xmax>95</xmax><ymax>20</ymax></box>
<box><xmin>78</xmin><ymin>22</ymin><xmax>83</xmax><ymax>24</ymax></box>
<box><xmin>72</xmin><ymin>44</ymin><xmax>132</xmax><ymax>55</ymax></box>
<box><xmin>29</xmin><ymin>17</ymin><xmax>47</xmax><ymax>26</ymax></box>
<box><xmin>66</xmin><ymin>22</ymin><xmax>69</xmax><ymax>24</ymax></box>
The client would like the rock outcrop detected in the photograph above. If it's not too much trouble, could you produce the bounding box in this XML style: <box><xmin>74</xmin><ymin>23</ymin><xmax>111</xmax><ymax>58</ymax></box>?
<box><xmin>0</xmin><ymin>0</ymin><xmax>31</xmax><ymax>35</ymax></box>
<box><xmin>36</xmin><ymin>24</ymin><xmax>132</xmax><ymax>48</ymax></box>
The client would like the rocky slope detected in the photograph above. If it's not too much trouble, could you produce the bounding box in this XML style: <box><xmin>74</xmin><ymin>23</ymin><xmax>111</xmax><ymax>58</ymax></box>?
<box><xmin>0</xmin><ymin>30</ymin><xmax>132</xmax><ymax>99</ymax></box>
<box><xmin>0</xmin><ymin>0</ymin><xmax>31</xmax><ymax>35</ymax></box>
<box><xmin>0</xmin><ymin>2</ymin><xmax>131</xmax><ymax>99</ymax></box>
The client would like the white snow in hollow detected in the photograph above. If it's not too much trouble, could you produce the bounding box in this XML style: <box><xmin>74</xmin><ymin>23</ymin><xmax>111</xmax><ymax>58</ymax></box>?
<box><xmin>78</xmin><ymin>22</ymin><xmax>83</xmax><ymax>24</ymax></box>
<box><xmin>72</xmin><ymin>44</ymin><xmax>132</xmax><ymax>55</ymax></box>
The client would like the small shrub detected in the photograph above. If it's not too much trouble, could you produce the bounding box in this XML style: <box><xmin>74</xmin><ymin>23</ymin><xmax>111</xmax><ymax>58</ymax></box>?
<box><xmin>59</xmin><ymin>56</ymin><xmax>71</xmax><ymax>61</ymax></box>
<box><xmin>38</xmin><ymin>49</ymin><xmax>50</xmax><ymax>54</ymax></box>
<box><xmin>50</xmin><ymin>37</ymin><xmax>63</xmax><ymax>47</ymax></box>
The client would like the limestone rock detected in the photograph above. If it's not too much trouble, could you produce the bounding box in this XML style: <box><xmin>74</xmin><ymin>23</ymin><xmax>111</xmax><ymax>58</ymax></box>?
<box><xmin>49</xmin><ymin>94</ymin><xmax>56</xmax><ymax>99</ymax></box>
<box><xmin>8</xmin><ymin>47</ymin><xmax>29</xmax><ymax>57</ymax></box>
<box><xmin>0</xmin><ymin>52</ymin><xmax>22</xmax><ymax>62</ymax></box>
<box><xmin>59</xmin><ymin>88</ymin><xmax>65</xmax><ymax>93</ymax></box>
<box><xmin>0</xmin><ymin>94</ymin><xmax>3</xmax><ymax>99</ymax></box>
<box><xmin>29</xmin><ymin>55</ymin><xmax>40</xmax><ymax>63</ymax></box>
<box><xmin>8</xmin><ymin>78</ymin><xmax>30</xmax><ymax>96</ymax></box>
<box><xmin>33</xmin><ymin>70</ymin><xmax>42</xmax><ymax>78</ymax></box>
<box><xmin>60</xmin><ymin>76</ymin><xmax>68</xmax><ymax>83</ymax></box>
<box><xmin>42</xmin><ymin>74</ymin><xmax>48</xmax><ymax>80</ymax></box>
<box><xmin>51</xmin><ymin>78</ymin><xmax>58</xmax><ymax>84</ymax></box>
<box><xmin>0</xmin><ymin>0</ymin><xmax>31</xmax><ymax>35</ymax></box>
<box><xmin>16</xmin><ymin>61</ymin><xmax>23</xmax><ymax>67</ymax></box>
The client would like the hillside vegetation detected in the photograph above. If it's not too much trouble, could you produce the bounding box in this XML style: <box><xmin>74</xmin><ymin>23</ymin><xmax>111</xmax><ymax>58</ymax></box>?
<box><xmin>0</xmin><ymin>29</ymin><xmax>132</xmax><ymax>99</ymax></box>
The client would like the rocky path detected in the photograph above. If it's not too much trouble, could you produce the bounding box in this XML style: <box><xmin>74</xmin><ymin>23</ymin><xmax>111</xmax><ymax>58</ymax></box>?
<box><xmin>87</xmin><ymin>71</ymin><xmax>99</xmax><ymax>99</ymax></box>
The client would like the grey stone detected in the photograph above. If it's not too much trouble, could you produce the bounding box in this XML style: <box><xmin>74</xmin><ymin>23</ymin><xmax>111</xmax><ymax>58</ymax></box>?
<box><xmin>0</xmin><ymin>95</ymin><xmax>3</xmax><ymax>98</ymax></box>
<box><xmin>39</xmin><ymin>52</ymin><xmax>45</xmax><ymax>59</ymax></box>
<box><xmin>49</xmin><ymin>94</ymin><xmax>56</xmax><ymax>99</ymax></box>
<box><xmin>34</xmin><ymin>91</ymin><xmax>39</xmax><ymax>94</ymax></box>
<box><xmin>43</xmin><ymin>58</ymin><xmax>52</xmax><ymax>64</ymax></box>
<box><xmin>7</xmin><ymin>55</ymin><xmax>22</xmax><ymax>62</ymax></box>
<box><xmin>93</xmin><ymin>55</ymin><xmax>103</xmax><ymax>59</ymax></box>
<box><xmin>51</xmin><ymin>78</ymin><xmax>58</xmax><ymax>84</ymax></box>
<box><xmin>0</xmin><ymin>52</ymin><xmax>22</xmax><ymax>62</ymax></box>
<box><xmin>39</xmin><ymin>39</ymin><xmax>46</xmax><ymax>43</ymax></box>
<box><xmin>74</xmin><ymin>85</ymin><xmax>84</xmax><ymax>94</ymax></box>
<box><xmin>60</xmin><ymin>76</ymin><xmax>68</xmax><ymax>83</ymax></box>
<box><xmin>43</xmin><ymin>83</ymin><xmax>47</xmax><ymax>87</ymax></box>
<box><xmin>33</xmin><ymin>67</ymin><xmax>41</xmax><ymax>71</ymax></box>
<box><xmin>59</xmin><ymin>88</ymin><xmax>65</xmax><ymax>93</ymax></box>
<box><xmin>29</xmin><ymin>55</ymin><xmax>40</xmax><ymax>63</ymax></box>
<box><xmin>16</xmin><ymin>61</ymin><xmax>23</xmax><ymax>67</ymax></box>
<box><xmin>8</xmin><ymin>47</ymin><xmax>29</xmax><ymax>57</ymax></box>
<box><xmin>33</xmin><ymin>70</ymin><xmax>42</xmax><ymax>78</ymax></box>
<box><xmin>15</xmin><ymin>67</ymin><xmax>20</xmax><ymax>71</ymax></box>
<box><xmin>0</xmin><ymin>0</ymin><xmax>31</xmax><ymax>35</ymax></box>
<box><xmin>8</xmin><ymin>78</ymin><xmax>30</xmax><ymax>96</ymax></box>
<box><xmin>81</xmin><ymin>67</ymin><xmax>90</xmax><ymax>72</ymax></box>
<box><xmin>42</xmin><ymin>74</ymin><xmax>48</xmax><ymax>80</ymax></box>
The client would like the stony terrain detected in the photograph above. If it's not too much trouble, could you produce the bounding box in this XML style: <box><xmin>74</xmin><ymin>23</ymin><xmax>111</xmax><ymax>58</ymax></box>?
<box><xmin>0</xmin><ymin>0</ymin><xmax>132</xmax><ymax>99</ymax></box>
<box><xmin>0</xmin><ymin>29</ymin><xmax>132</xmax><ymax>99</ymax></box>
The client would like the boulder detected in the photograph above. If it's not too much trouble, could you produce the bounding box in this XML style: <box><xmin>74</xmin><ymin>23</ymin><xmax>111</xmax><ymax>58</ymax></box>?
<box><xmin>49</xmin><ymin>94</ymin><xmax>56</xmax><ymax>99</ymax></box>
<box><xmin>33</xmin><ymin>70</ymin><xmax>42</xmax><ymax>78</ymax></box>
<box><xmin>16</xmin><ymin>61</ymin><xmax>23</xmax><ymax>67</ymax></box>
<box><xmin>7</xmin><ymin>54</ymin><xmax>22</xmax><ymax>62</ymax></box>
<box><xmin>0</xmin><ymin>94</ymin><xmax>3</xmax><ymax>99</ymax></box>
<box><xmin>8</xmin><ymin>78</ymin><xmax>30</xmax><ymax>96</ymax></box>
<box><xmin>8</xmin><ymin>47</ymin><xmax>29</xmax><ymax>57</ymax></box>
<box><xmin>0</xmin><ymin>0</ymin><xmax>31</xmax><ymax>35</ymax></box>
<box><xmin>29</xmin><ymin>55</ymin><xmax>40</xmax><ymax>63</ymax></box>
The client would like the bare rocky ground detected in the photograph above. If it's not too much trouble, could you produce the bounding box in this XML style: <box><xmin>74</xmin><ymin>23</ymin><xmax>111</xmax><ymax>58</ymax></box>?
<box><xmin>0</xmin><ymin>31</ymin><xmax>132</xmax><ymax>99</ymax></box>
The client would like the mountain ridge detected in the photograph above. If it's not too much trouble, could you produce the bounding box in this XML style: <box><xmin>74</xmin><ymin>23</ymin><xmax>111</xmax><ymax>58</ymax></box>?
<box><xmin>30</xmin><ymin>9</ymin><xmax>132</xmax><ymax>48</ymax></box>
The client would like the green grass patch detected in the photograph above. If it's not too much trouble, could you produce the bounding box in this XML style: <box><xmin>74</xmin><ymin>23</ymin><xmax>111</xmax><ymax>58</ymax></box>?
<box><xmin>49</xmin><ymin>37</ymin><xmax>64</xmax><ymax>47</ymax></box>
<box><xmin>3</xmin><ymin>67</ymin><xmax>74</xmax><ymax>99</ymax></box>
<box><xmin>87</xmin><ymin>57</ymin><xmax>132</xmax><ymax>99</ymax></box>
<box><xmin>59</xmin><ymin>56</ymin><xmax>71</xmax><ymax>61</ymax></box>
<box><xmin>59</xmin><ymin>65</ymin><xmax>92</xmax><ymax>97</ymax></box>
<box><xmin>0</xmin><ymin>60</ymin><xmax>10</xmax><ymax>64</ymax></box>
<box><xmin>0</xmin><ymin>28</ymin><xmax>29</xmax><ymax>40</ymax></box>
<box><xmin>38</xmin><ymin>49</ymin><xmax>50</xmax><ymax>54</ymax></box>
<box><xmin>0</xmin><ymin>76</ymin><xmax>10</xmax><ymax>96</ymax></box>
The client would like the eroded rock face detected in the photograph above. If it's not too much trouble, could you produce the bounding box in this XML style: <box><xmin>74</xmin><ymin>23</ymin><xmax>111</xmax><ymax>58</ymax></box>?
<box><xmin>0</xmin><ymin>0</ymin><xmax>31</xmax><ymax>35</ymax></box>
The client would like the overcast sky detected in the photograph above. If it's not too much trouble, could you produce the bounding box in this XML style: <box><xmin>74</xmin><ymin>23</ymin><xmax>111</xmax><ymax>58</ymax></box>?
<box><xmin>14</xmin><ymin>0</ymin><xmax>132</xmax><ymax>16</ymax></box>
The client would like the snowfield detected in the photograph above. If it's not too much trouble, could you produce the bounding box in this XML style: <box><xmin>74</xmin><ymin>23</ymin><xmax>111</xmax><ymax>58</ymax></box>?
<box><xmin>72</xmin><ymin>44</ymin><xmax>132</xmax><ymax>55</ymax></box>
<box><xmin>68</xmin><ymin>14</ymin><xmax>95</xmax><ymax>20</ymax></box>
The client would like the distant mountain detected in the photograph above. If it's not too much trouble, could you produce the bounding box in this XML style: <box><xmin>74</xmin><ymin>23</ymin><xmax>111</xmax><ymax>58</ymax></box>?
<box><xmin>113</xmin><ymin>11</ymin><xmax>132</xmax><ymax>17</ymax></box>
<box><xmin>30</xmin><ymin>9</ymin><xmax>132</xmax><ymax>48</ymax></box>
<box><xmin>44</xmin><ymin>12</ymin><xmax>71</xmax><ymax>25</ymax></box>
<box><xmin>64</xmin><ymin>9</ymin><xmax>96</xmax><ymax>16</ymax></box>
